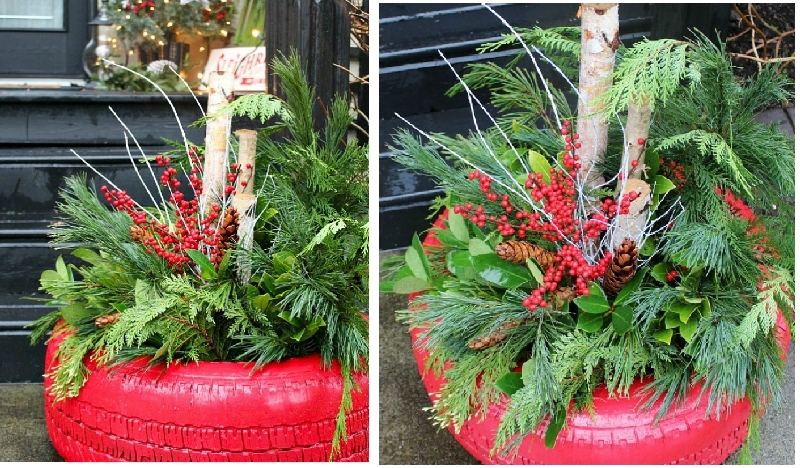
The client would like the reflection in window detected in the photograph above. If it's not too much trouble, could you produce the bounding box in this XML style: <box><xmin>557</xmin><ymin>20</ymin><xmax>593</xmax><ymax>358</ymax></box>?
<box><xmin>0</xmin><ymin>0</ymin><xmax>64</xmax><ymax>31</ymax></box>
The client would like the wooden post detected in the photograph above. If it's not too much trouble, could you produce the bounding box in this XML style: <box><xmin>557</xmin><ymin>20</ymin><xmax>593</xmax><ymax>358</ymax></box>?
<box><xmin>200</xmin><ymin>71</ymin><xmax>234</xmax><ymax>216</ymax></box>
<box><xmin>232</xmin><ymin>129</ymin><xmax>258</xmax><ymax>281</ymax></box>
<box><xmin>264</xmin><ymin>0</ymin><xmax>350</xmax><ymax>131</ymax></box>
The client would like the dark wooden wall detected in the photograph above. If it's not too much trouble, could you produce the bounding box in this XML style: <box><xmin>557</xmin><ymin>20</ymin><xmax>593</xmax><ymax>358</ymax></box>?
<box><xmin>378</xmin><ymin>3</ymin><xmax>731</xmax><ymax>250</ymax></box>
<box><xmin>0</xmin><ymin>90</ymin><xmax>206</xmax><ymax>382</ymax></box>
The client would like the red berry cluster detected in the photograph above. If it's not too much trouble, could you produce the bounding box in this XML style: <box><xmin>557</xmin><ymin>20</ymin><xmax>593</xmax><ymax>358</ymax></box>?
<box><xmin>453</xmin><ymin>119</ymin><xmax>650</xmax><ymax>307</ymax></box>
<box><xmin>102</xmin><ymin>149</ymin><xmax>240</xmax><ymax>271</ymax></box>
<box><xmin>665</xmin><ymin>269</ymin><xmax>679</xmax><ymax>282</ymax></box>
<box><xmin>522</xmin><ymin>246</ymin><xmax>613</xmax><ymax>310</ymax></box>
<box><xmin>713</xmin><ymin>187</ymin><xmax>775</xmax><ymax>260</ymax></box>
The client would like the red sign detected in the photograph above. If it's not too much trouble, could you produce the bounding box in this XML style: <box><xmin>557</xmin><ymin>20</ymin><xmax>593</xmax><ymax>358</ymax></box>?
<box><xmin>201</xmin><ymin>47</ymin><xmax>266</xmax><ymax>93</ymax></box>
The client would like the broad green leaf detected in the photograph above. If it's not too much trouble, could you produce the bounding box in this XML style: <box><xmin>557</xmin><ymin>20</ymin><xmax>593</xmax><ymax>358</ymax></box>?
<box><xmin>40</xmin><ymin>270</ymin><xmax>62</xmax><ymax>284</ymax></box>
<box><xmin>468</xmin><ymin>238</ymin><xmax>494</xmax><ymax>256</ymax></box>
<box><xmin>290</xmin><ymin>317</ymin><xmax>326</xmax><ymax>342</ymax></box>
<box><xmin>278</xmin><ymin>310</ymin><xmax>302</xmax><ymax>328</ymax></box>
<box><xmin>576</xmin><ymin>311</ymin><xmax>604</xmax><ymax>333</ymax></box>
<box><xmin>573</xmin><ymin>283</ymin><xmax>610</xmax><ymax>314</ymax></box>
<box><xmin>545</xmin><ymin>406</ymin><xmax>567</xmax><ymax>449</ymax></box>
<box><xmin>494</xmin><ymin>371</ymin><xmax>524</xmax><ymax>397</ymax></box>
<box><xmin>447</xmin><ymin>208</ymin><xmax>470</xmax><ymax>243</ymax></box>
<box><xmin>253</xmin><ymin>293</ymin><xmax>273</xmax><ymax>312</ymax></box>
<box><xmin>273</xmin><ymin>251</ymin><xmax>298</xmax><ymax>275</ymax></box>
<box><xmin>525</xmin><ymin>258</ymin><xmax>544</xmax><ymax>286</ymax></box>
<box><xmin>701</xmin><ymin>298</ymin><xmax>711</xmax><ymax>316</ymax></box>
<box><xmin>614</xmin><ymin>268</ymin><xmax>647</xmax><ymax>306</ymax></box>
<box><xmin>669</xmin><ymin>301</ymin><xmax>698</xmax><ymax>324</ymax></box>
<box><xmin>405</xmin><ymin>234</ymin><xmax>431</xmax><ymax>281</ymax></box>
<box><xmin>679</xmin><ymin>316</ymin><xmax>699</xmax><ymax>341</ymax></box>
<box><xmin>644</xmin><ymin>148</ymin><xmax>660</xmax><ymax>180</ymax></box>
<box><xmin>111</xmin><ymin>303</ymin><xmax>128</xmax><ymax>313</ymax></box>
<box><xmin>639</xmin><ymin>237</ymin><xmax>656</xmax><ymax>257</ymax></box>
<box><xmin>435</xmin><ymin>229</ymin><xmax>463</xmax><ymax>247</ymax></box>
<box><xmin>447</xmin><ymin>250</ymin><xmax>476</xmax><ymax>281</ymax></box>
<box><xmin>499</xmin><ymin>148</ymin><xmax>524</xmax><ymax>173</ymax></box>
<box><xmin>471</xmin><ymin>254</ymin><xmax>532</xmax><ymax>289</ymax></box>
<box><xmin>681</xmin><ymin>295</ymin><xmax>703</xmax><ymax>304</ymax></box>
<box><xmin>528</xmin><ymin>150</ymin><xmax>552</xmax><ymax>184</ymax></box>
<box><xmin>258</xmin><ymin>272</ymin><xmax>276</xmax><ymax>295</ymax></box>
<box><xmin>652</xmin><ymin>175</ymin><xmax>676</xmax><ymax>195</ymax></box>
<box><xmin>71</xmin><ymin>248</ymin><xmax>104</xmax><ymax>266</ymax></box>
<box><xmin>612</xmin><ymin>305</ymin><xmax>634</xmax><ymax>335</ymax></box>
<box><xmin>217</xmin><ymin>249</ymin><xmax>234</xmax><ymax>277</ymax></box>
<box><xmin>55</xmin><ymin>256</ymin><xmax>72</xmax><ymax>281</ymax></box>
<box><xmin>392</xmin><ymin>276</ymin><xmax>432</xmax><ymax>295</ymax></box>
<box><xmin>651</xmin><ymin>263</ymin><xmax>669</xmax><ymax>283</ymax></box>
<box><xmin>60</xmin><ymin>303</ymin><xmax>94</xmax><ymax>326</ymax></box>
<box><xmin>186</xmin><ymin>249</ymin><xmax>216</xmax><ymax>280</ymax></box>
<box><xmin>653</xmin><ymin>328</ymin><xmax>673</xmax><ymax>345</ymax></box>
<box><xmin>664</xmin><ymin>311</ymin><xmax>682</xmax><ymax>329</ymax></box>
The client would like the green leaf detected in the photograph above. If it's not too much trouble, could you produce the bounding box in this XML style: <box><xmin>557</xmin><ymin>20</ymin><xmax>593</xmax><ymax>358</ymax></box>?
<box><xmin>639</xmin><ymin>237</ymin><xmax>656</xmax><ymax>257</ymax></box>
<box><xmin>494</xmin><ymin>371</ymin><xmax>524</xmax><ymax>397</ymax></box>
<box><xmin>528</xmin><ymin>150</ymin><xmax>552</xmax><ymax>184</ymax></box>
<box><xmin>111</xmin><ymin>303</ymin><xmax>128</xmax><ymax>313</ymax></box>
<box><xmin>447</xmin><ymin>250</ymin><xmax>476</xmax><ymax>281</ymax></box>
<box><xmin>576</xmin><ymin>311</ymin><xmax>604</xmax><ymax>333</ymax></box>
<box><xmin>405</xmin><ymin>234</ymin><xmax>431</xmax><ymax>281</ymax></box>
<box><xmin>55</xmin><ymin>256</ymin><xmax>72</xmax><ymax>281</ymax></box>
<box><xmin>60</xmin><ymin>303</ymin><xmax>94</xmax><ymax>326</ymax></box>
<box><xmin>392</xmin><ymin>276</ymin><xmax>432</xmax><ymax>295</ymax></box>
<box><xmin>253</xmin><ymin>293</ymin><xmax>273</xmax><ymax>312</ymax></box>
<box><xmin>679</xmin><ymin>316</ymin><xmax>699</xmax><ymax>341</ymax></box>
<box><xmin>669</xmin><ymin>301</ymin><xmax>698</xmax><ymax>324</ymax></box>
<box><xmin>435</xmin><ymin>229</ymin><xmax>463</xmax><ymax>247</ymax></box>
<box><xmin>499</xmin><ymin>148</ymin><xmax>524</xmax><ymax>173</ymax></box>
<box><xmin>468</xmin><ymin>238</ymin><xmax>494</xmax><ymax>256</ymax></box>
<box><xmin>612</xmin><ymin>305</ymin><xmax>634</xmax><ymax>334</ymax></box>
<box><xmin>71</xmin><ymin>248</ymin><xmax>104</xmax><ymax>266</ymax></box>
<box><xmin>471</xmin><ymin>254</ymin><xmax>532</xmax><ymax>289</ymax></box>
<box><xmin>289</xmin><ymin>317</ymin><xmax>326</xmax><ymax>342</ymax></box>
<box><xmin>447</xmin><ymin>208</ymin><xmax>470</xmax><ymax>243</ymax></box>
<box><xmin>664</xmin><ymin>311</ymin><xmax>682</xmax><ymax>329</ymax></box>
<box><xmin>258</xmin><ymin>272</ymin><xmax>276</xmax><ymax>295</ymax></box>
<box><xmin>273</xmin><ymin>251</ymin><xmax>298</xmax><ymax>275</ymax></box>
<box><xmin>544</xmin><ymin>406</ymin><xmax>567</xmax><ymax>448</ymax></box>
<box><xmin>278</xmin><ymin>310</ymin><xmax>302</xmax><ymax>328</ymax></box>
<box><xmin>652</xmin><ymin>328</ymin><xmax>673</xmax><ymax>344</ymax></box>
<box><xmin>525</xmin><ymin>258</ymin><xmax>544</xmax><ymax>286</ymax></box>
<box><xmin>40</xmin><ymin>270</ymin><xmax>62</xmax><ymax>284</ymax></box>
<box><xmin>217</xmin><ymin>249</ymin><xmax>234</xmax><ymax>277</ymax></box>
<box><xmin>644</xmin><ymin>148</ymin><xmax>660</xmax><ymax>180</ymax></box>
<box><xmin>573</xmin><ymin>283</ymin><xmax>610</xmax><ymax>314</ymax></box>
<box><xmin>701</xmin><ymin>298</ymin><xmax>711</xmax><ymax>317</ymax></box>
<box><xmin>186</xmin><ymin>249</ymin><xmax>216</xmax><ymax>280</ymax></box>
<box><xmin>652</xmin><ymin>175</ymin><xmax>676</xmax><ymax>195</ymax></box>
<box><xmin>613</xmin><ymin>268</ymin><xmax>647</xmax><ymax>306</ymax></box>
<box><xmin>651</xmin><ymin>263</ymin><xmax>669</xmax><ymax>283</ymax></box>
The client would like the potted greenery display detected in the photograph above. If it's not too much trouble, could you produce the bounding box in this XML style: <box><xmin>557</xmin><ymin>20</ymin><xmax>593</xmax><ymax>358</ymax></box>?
<box><xmin>30</xmin><ymin>52</ymin><xmax>368</xmax><ymax>462</ymax></box>
<box><xmin>382</xmin><ymin>4</ymin><xmax>793</xmax><ymax>464</ymax></box>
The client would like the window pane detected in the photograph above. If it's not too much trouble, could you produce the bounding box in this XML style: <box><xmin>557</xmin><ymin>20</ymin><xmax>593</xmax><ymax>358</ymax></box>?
<box><xmin>0</xmin><ymin>0</ymin><xmax>64</xmax><ymax>30</ymax></box>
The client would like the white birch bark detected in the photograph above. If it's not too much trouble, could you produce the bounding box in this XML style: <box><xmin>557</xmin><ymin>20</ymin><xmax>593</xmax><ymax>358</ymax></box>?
<box><xmin>200</xmin><ymin>71</ymin><xmax>235</xmax><ymax>216</ymax></box>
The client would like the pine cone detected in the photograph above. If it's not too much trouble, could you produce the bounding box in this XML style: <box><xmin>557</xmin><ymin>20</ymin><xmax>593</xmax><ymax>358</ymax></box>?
<box><xmin>602</xmin><ymin>238</ymin><xmax>638</xmax><ymax>300</ymax></box>
<box><xmin>495</xmin><ymin>240</ymin><xmax>556</xmax><ymax>270</ymax></box>
<box><xmin>468</xmin><ymin>319</ymin><xmax>525</xmax><ymax>350</ymax></box>
<box><xmin>552</xmin><ymin>286</ymin><xmax>577</xmax><ymax>309</ymax></box>
<box><xmin>212</xmin><ymin>206</ymin><xmax>239</xmax><ymax>266</ymax></box>
<box><xmin>95</xmin><ymin>312</ymin><xmax>121</xmax><ymax>328</ymax></box>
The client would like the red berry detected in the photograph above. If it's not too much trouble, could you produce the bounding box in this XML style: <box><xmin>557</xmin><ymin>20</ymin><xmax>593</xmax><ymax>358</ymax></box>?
<box><xmin>631</xmin><ymin>160</ymin><xmax>639</xmax><ymax>168</ymax></box>
<box><xmin>637</xmin><ymin>137</ymin><xmax>645</xmax><ymax>145</ymax></box>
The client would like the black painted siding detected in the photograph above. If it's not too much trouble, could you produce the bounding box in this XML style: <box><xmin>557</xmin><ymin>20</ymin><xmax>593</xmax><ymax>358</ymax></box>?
<box><xmin>0</xmin><ymin>90</ymin><xmax>206</xmax><ymax>382</ymax></box>
<box><xmin>378</xmin><ymin>3</ymin><xmax>731</xmax><ymax>250</ymax></box>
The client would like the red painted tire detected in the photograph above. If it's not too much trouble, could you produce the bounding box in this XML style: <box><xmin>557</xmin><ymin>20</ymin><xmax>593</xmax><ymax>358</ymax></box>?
<box><xmin>44</xmin><ymin>324</ymin><xmax>369</xmax><ymax>462</ymax></box>
<box><xmin>410</xmin><ymin>214</ymin><xmax>790</xmax><ymax>464</ymax></box>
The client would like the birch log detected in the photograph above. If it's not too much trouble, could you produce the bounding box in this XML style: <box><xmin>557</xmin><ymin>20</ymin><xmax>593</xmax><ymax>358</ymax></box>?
<box><xmin>232</xmin><ymin>129</ymin><xmax>258</xmax><ymax>281</ymax></box>
<box><xmin>576</xmin><ymin>3</ymin><xmax>619</xmax><ymax>189</ymax></box>
<box><xmin>612</xmin><ymin>178</ymin><xmax>651</xmax><ymax>249</ymax></box>
<box><xmin>200</xmin><ymin>71</ymin><xmax>235</xmax><ymax>216</ymax></box>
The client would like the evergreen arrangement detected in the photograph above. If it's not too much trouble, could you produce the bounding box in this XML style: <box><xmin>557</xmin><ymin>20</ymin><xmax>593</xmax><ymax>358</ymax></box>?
<box><xmin>383</xmin><ymin>6</ymin><xmax>793</xmax><ymax>461</ymax></box>
<box><xmin>30</xmin><ymin>52</ymin><xmax>368</xmax><ymax>455</ymax></box>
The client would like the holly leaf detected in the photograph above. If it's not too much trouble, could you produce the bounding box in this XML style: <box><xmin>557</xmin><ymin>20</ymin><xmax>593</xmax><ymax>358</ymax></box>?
<box><xmin>669</xmin><ymin>301</ymin><xmax>698</xmax><ymax>324</ymax></box>
<box><xmin>186</xmin><ymin>249</ymin><xmax>216</xmax><ymax>280</ymax></box>
<box><xmin>447</xmin><ymin>250</ymin><xmax>476</xmax><ymax>281</ymax></box>
<box><xmin>471</xmin><ymin>254</ymin><xmax>532</xmax><ymax>289</ymax></box>
<box><xmin>652</xmin><ymin>175</ymin><xmax>676</xmax><ymax>195</ymax></box>
<box><xmin>577</xmin><ymin>311</ymin><xmax>604</xmax><ymax>333</ymax></box>
<box><xmin>494</xmin><ymin>371</ymin><xmax>524</xmax><ymax>397</ymax></box>
<box><xmin>60</xmin><ymin>303</ymin><xmax>94</xmax><ymax>326</ymax></box>
<box><xmin>651</xmin><ymin>262</ymin><xmax>669</xmax><ymax>283</ymax></box>
<box><xmin>573</xmin><ymin>283</ymin><xmax>610</xmax><ymax>314</ymax></box>
<box><xmin>664</xmin><ymin>311</ymin><xmax>682</xmax><ymax>329</ymax></box>
<box><xmin>639</xmin><ymin>237</ymin><xmax>656</xmax><ymax>257</ymax></box>
<box><xmin>644</xmin><ymin>148</ymin><xmax>660</xmax><ymax>180</ymax></box>
<box><xmin>612</xmin><ymin>305</ymin><xmax>633</xmax><ymax>335</ymax></box>
<box><xmin>679</xmin><ymin>316</ymin><xmax>699</xmax><ymax>341</ymax></box>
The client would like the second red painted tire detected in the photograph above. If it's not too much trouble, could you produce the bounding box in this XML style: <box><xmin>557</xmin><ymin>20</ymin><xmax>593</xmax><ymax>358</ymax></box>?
<box><xmin>410</xmin><ymin>213</ymin><xmax>790</xmax><ymax>464</ymax></box>
<box><xmin>44</xmin><ymin>324</ymin><xmax>369</xmax><ymax>462</ymax></box>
